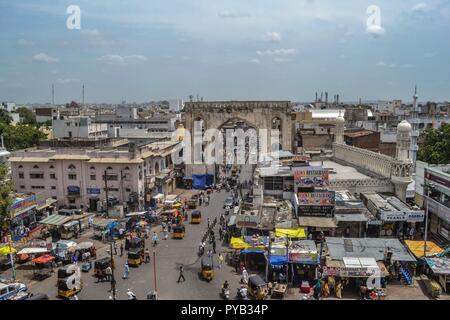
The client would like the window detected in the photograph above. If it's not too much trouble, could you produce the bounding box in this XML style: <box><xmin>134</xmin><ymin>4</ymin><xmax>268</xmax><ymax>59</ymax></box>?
<box><xmin>49</xmin><ymin>165</ymin><xmax>55</xmax><ymax>169</ymax></box>
<box><xmin>20</xmin><ymin>185</ymin><xmax>25</xmax><ymax>189</ymax></box>
<box><xmin>19</xmin><ymin>173</ymin><xmax>24</xmax><ymax>179</ymax></box>
<box><xmin>18</xmin><ymin>165</ymin><xmax>23</xmax><ymax>169</ymax></box>
<box><xmin>33</xmin><ymin>165</ymin><xmax>39</xmax><ymax>169</ymax></box>
<box><xmin>68</xmin><ymin>164</ymin><xmax>76</xmax><ymax>170</ymax></box>
<box><xmin>31</xmin><ymin>186</ymin><xmax>45</xmax><ymax>189</ymax></box>
<box><xmin>69</xmin><ymin>199</ymin><xmax>75</xmax><ymax>204</ymax></box>
<box><xmin>106</xmin><ymin>166</ymin><xmax>113</xmax><ymax>170</ymax></box>
<box><xmin>30</xmin><ymin>173</ymin><xmax>44</xmax><ymax>179</ymax></box>
<box><xmin>51</xmin><ymin>186</ymin><xmax>56</xmax><ymax>190</ymax></box>
<box><xmin>90</xmin><ymin>166</ymin><xmax>95</xmax><ymax>170</ymax></box>
<box><xmin>68</xmin><ymin>174</ymin><xmax>77</xmax><ymax>180</ymax></box>
<box><xmin>124</xmin><ymin>166</ymin><xmax>130</xmax><ymax>170</ymax></box>
<box><xmin>50</xmin><ymin>173</ymin><xmax>56</xmax><ymax>179</ymax></box>
<box><xmin>90</xmin><ymin>175</ymin><xmax>96</xmax><ymax>180</ymax></box>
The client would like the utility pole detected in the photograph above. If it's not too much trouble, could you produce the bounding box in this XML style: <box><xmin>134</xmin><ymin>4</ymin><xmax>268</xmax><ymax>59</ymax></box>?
<box><xmin>424</xmin><ymin>183</ymin><xmax>435</xmax><ymax>258</ymax></box>
<box><xmin>104</xmin><ymin>170</ymin><xmax>109</xmax><ymax>217</ymax></box>
<box><xmin>153</xmin><ymin>251</ymin><xmax>157</xmax><ymax>291</ymax></box>
<box><xmin>109</xmin><ymin>242</ymin><xmax>116</xmax><ymax>300</ymax></box>
<box><xmin>7</xmin><ymin>219</ymin><xmax>16</xmax><ymax>281</ymax></box>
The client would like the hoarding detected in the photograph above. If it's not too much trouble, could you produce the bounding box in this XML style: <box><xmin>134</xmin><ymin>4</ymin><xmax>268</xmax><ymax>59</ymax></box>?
<box><xmin>297</xmin><ymin>191</ymin><xmax>335</xmax><ymax>217</ymax></box>
<box><xmin>293</xmin><ymin>166</ymin><xmax>329</xmax><ymax>187</ymax></box>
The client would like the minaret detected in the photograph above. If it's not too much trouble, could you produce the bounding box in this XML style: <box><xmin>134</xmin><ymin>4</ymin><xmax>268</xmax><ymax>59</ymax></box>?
<box><xmin>391</xmin><ymin>120</ymin><xmax>413</xmax><ymax>201</ymax></box>
<box><xmin>410</xmin><ymin>86</ymin><xmax>419</xmax><ymax>172</ymax></box>
<box><xmin>334</xmin><ymin>111</ymin><xmax>345</xmax><ymax>144</ymax></box>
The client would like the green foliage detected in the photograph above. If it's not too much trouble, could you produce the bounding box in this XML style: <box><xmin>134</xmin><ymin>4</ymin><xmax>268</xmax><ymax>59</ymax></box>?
<box><xmin>0</xmin><ymin>110</ymin><xmax>12</xmax><ymax>125</ymax></box>
<box><xmin>16</xmin><ymin>107</ymin><xmax>36</xmax><ymax>125</ymax></box>
<box><xmin>417</xmin><ymin>123</ymin><xmax>450</xmax><ymax>164</ymax></box>
<box><xmin>0</xmin><ymin>123</ymin><xmax>47</xmax><ymax>151</ymax></box>
<box><xmin>0</xmin><ymin>164</ymin><xmax>13</xmax><ymax>228</ymax></box>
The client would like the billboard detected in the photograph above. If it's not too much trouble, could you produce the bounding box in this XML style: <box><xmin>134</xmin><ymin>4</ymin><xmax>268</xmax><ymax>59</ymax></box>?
<box><xmin>293</xmin><ymin>166</ymin><xmax>329</xmax><ymax>187</ymax></box>
<box><xmin>297</xmin><ymin>191</ymin><xmax>335</xmax><ymax>217</ymax></box>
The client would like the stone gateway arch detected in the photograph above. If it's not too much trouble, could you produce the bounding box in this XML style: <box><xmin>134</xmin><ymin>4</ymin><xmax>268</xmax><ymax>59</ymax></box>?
<box><xmin>183</xmin><ymin>101</ymin><xmax>293</xmax><ymax>183</ymax></box>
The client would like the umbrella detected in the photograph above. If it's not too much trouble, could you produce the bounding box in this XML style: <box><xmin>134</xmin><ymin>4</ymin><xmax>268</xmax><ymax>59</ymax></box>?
<box><xmin>32</xmin><ymin>254</ymin><xmax>55</xmax><ymax>264</ymax></box>
<box><xmin>0</xmin><ymin>246</ymin><xmax>17</xmax><ymax>255</ymax></box>
<box><xmin>77</xmin><ymin>242</ymin><xmax>94</xmax><ymax>250</ymax></box>
<box><xmin>67</xmin><ymin>244</ymin><xmax>80</xmax><ymax>252</ymax></box>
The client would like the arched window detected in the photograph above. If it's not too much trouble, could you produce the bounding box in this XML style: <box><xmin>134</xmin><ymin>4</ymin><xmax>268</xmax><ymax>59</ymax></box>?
<box><xmin>124</xmin><ymin>166</ymin><xmax>130</xmax><ymax>171</ymax></box>
<box><xmin>68</xmin><ymin>164</ymin><xmax>76</xmax><ymax>170</ymax></box>
<box><xmin>90</xmin><ymin>166</ymin><xmax>95</xmax><ymax>170</ymax></box>
<box><xmin>33</xmin><ymin>165</ymin><xmax>39</xmax><ymax>169</ymax></box>
<box><xmin>49</xmin><ymin>165</ymin><xmax>55</xmax><ymax>169</ymax></box>
<box><xmin>106</xmin><ymin>166</ymin><xmax>113</xmax><ymax>171</ymax></box>
<box><xmin>18</xmin><ymin>165</ymin><xmax>23</xmax><ymax>169</ymax></box>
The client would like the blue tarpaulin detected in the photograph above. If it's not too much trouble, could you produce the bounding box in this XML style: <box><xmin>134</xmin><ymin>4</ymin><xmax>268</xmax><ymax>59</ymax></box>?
<box><xmin>242</xmin><ymin>248</ymin><xmax>265</xmax><ymax>254</ymax></box>
<box><xmin>269</xmin><ymin>255</ymin><xmax>288</xmax><ymax>266</ymax></box>
<box><xmin>192</xmin><ymin>174</ymin><xmax>214</xmax><ymax>189</ymax></box>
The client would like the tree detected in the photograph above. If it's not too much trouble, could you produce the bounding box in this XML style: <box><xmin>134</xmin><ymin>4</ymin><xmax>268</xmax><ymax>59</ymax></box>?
<box><xmin>0</xmin><ymin>110</ymin><xmax>12</xmax><ymax>124</ymax></box>
<box><xmin>417</xmin><ymin>123</ymin><xmax>450</xmax><ymax>164</ymax></box>
<box><xmin>0</xmin><ymin>164</ymin><xmax>13</xmax><ymax>232</ymax></box>
<box><xmin>0</xmin><ymin>123</ymin><xmax>47</xmax><ymax>151</ymax></box>
<box><xmin>16</xmin><ymin>107</ymin><xmax>36</xmax><ymax>125</ymax></box>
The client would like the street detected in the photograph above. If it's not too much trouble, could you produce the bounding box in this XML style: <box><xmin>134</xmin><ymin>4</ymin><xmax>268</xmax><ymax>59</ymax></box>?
<box><xmin>22</xmin><ymin>165</ymin><xmax>255</xmax><ymax>300</ymax></box>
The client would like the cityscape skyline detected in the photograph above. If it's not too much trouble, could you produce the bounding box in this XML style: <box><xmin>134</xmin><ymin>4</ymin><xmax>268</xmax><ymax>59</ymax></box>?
<box><xmin>1</xmin><ymin>0</ymin><xmax>450</xmax><ymax>103</ymax></box>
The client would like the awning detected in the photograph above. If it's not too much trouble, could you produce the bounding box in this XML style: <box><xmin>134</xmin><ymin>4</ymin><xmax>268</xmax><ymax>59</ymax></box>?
<box><xmin>269</xmin><ymin>255</ymin><xmax>288</xmax><ymax>266</ymax></box>
<box><xmin>242</xmin><ymin>248</ymin><xmax>265</xmax><ymax>254</ymax></box>
<box><xmin>275</xmin><ymin>228</ymin><xmax>306</xmax><ymax>238</ymax></box>
<box><xmin>0</xmin><ymin>246</ymin><xmax>17</xmax><ymax>255</ymax></box>
<box><xmin>298</xmin><ymin>217</ymin><xmax>337</xmax><ymax>228</ymax></box>
<box><xmin>425</xmin><ymin>257</ymin><xmax>450</xmax><ymax>275</ymax></box>
<box><xmin>404</xmin><ymin>240</ymin><xmax>444</xmax><ymax>259</ymax></box>
<box><xmin>126</xmin><ymin>211</ymin><xmax>147</xmax><ymax>217</ymax></box>
<box><xmin>32</xmin><ymin>254</ymin><xmax>55</xmax><ymax>264</ymax></box>
<box><xmin>152</xmin><ymin>193</ymin><xmax>164</xmax><ymax>200</ymax></box>
<box><xmin>334</xmin><ymin>213</ymin><xmax>368</xmax><ymax>222</ymax></box>
<box><xmin>230</xmin><ymin>237</ymin><xmax>250</xmax><ymax>249</ymax></box>
<box><xmin>39</xmin><ymin>214</ymin><xmax>73</xmax><ymax>226</ymax></box>
<box><xmin>36</xmin><ymin>199</ymin><xmax>58</xmax><ymax>211</ymax></box>
<box><xmin>17</xmin><ymin>248</ymin><xmax>48</xmax><ymax>255</ymax></box>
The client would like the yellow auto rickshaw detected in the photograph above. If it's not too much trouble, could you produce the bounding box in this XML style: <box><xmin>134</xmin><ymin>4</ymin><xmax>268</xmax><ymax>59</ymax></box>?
<box><xmin>190</xmin><ymin>211</ymin><xmax>201</xmax><ymax>224</ymax></box>
<box><xmin>201</xmin><ymin>257</ymin><xmax>214</xmax><ymax>282</ymax></box>
<box><xmin>57</xmin><ymin>266</ymin><xmax>83</xmax><ymax>298</ymax></box>
<box><xmin>248</xmin><ymin>275</ymin><xmax>268</xmax><ymax>300</ymax></box>
<box><xmin>127</xmin><ymin>248</ymin><xmax>144</xmax><ymax>267</ymax></box>
<box><xmin>172</xmin><ymin>224</ymin><xmax>185</xmax><ymax>239</ymax></box>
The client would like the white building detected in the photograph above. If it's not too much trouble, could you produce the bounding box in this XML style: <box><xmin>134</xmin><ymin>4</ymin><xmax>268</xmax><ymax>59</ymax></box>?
<box><xmin>1</xmin><ymin>102</ymin><xmax>17</xmax><ymax>113</ymax></box>
<box><xmin>52</xmin><ymin>116</ymin><xmax>108</xmax><ymax>139</ymax></box>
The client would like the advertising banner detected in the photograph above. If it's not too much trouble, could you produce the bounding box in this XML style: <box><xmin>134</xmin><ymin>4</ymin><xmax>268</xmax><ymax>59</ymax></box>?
<box><xmin>293</xmin><ymin>166</ymin><xmax>329</xmax><ymax>187</ymax></box>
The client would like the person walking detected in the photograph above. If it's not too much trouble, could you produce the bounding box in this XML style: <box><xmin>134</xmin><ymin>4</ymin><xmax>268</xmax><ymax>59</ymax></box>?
<box><xmin>105</xmin><ymin>266</ymin><xmax>112</xmax><ymax>282</ymax></box>
<box><xmin>212</xmin><ymin>240</ymin><xmax>216</xmax><ymax>254</ymax></box>
<box><xmin>217</xmin><ymin>253</ymin><xmax>224</xmax><ymax>269</ymax></box>
<box><xmin>113</xmin><ymin>241</ymin><xmax>118</xmax><ymax>255</ymax></box>
<box><xmin>207</xmin><ymin>217</ymin><xmax>211</xmax><ymax>229</ymax></box>
<box><xmin>145</xmin><ymin>248</ymin><xmax>150</xmax><ymax>263</ymax></box>
<box><xmin>123</xmin><ymin>263</ymin><xmax>130</xmax><ymax>279</ymax></box>
<box><xmin>120</xmin><ymin>243</ymin><xmax>124</xmax><ymax>257</ymax></box>
<box><xmin>335</xmin><ymin>282</ymin><xmax>343</xmax><ymax>299</ymax></box>
<box><xmin>177</xmin><ymin>265</ymin><xmax>186</xmax><ymax>283</ymax></box>
<box><xmin>219</xmin><ymin>228</ymin><xmax>223</xmax><ymax>241</ymax></box>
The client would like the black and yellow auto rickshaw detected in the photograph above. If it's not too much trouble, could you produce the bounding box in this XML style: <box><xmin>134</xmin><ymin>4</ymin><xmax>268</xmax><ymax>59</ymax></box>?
<box><xmin>187</xmin><ymin>195</ymin><xmax>198</xmax><ymax>209</ymax></box>
<box><xmin>172</xmin><ymin>224</ymin><xmax>186</xmax><ymax>239</ymax></box>
<box><xmin>57</xmin><ymin>266</ymin><xmax>83</xmax><ymax>298</ymax></box>
<box><xmin>200</xmin><ymin>257</ymin><xmax>214</xmax><ymax>282</ymax></box>
<box><xmin>127</xmin><ymin>248</ymin><xmax>144</xmax><ymax>267</ymax></box>
<box><xmin>190</xmin><ymin>211</ymin><xmax>201</xmax><ymax>224</ymax></box>
<box><xmin>93</xmin><ymin>257</ymin><xmax>113</xmax><ymax>280</ymax></box>
<box><xmin>248</xmin><ymin>275</ymin><xmax>268</xmax><ymax>300</ymax></box>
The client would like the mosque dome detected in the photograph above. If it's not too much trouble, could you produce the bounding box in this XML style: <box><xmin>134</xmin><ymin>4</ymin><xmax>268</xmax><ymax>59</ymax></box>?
<box><xmin>397</xmin><ymin>120</ymin><xmax>412</xmax><ymax>133</ymax></box>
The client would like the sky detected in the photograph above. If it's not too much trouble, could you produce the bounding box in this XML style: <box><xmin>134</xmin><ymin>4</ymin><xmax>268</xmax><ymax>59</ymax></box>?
<box><xmin>1</xmin><ymin>0</ymin><xmax>450</xmax><ymax>104</ymax></box>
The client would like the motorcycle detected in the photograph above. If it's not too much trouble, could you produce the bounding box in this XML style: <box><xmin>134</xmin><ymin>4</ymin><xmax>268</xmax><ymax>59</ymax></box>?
<box><xmin>198</xmin><ymin>244</ymin><xmax>205</xmax><ymax>257</ymax></box>
<box><xmin>236</xmin><ymin>288</ymin><xmax>248</xmax><ymax>300</ymax></box>
<box><xmin>221</xmin><ymin>287</ymin><xmax>230</xmax><ymax>300</ymax></box>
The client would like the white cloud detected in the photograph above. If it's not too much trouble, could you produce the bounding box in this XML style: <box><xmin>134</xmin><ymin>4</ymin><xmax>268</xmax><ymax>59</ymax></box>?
<box><xmin>97</xmin><ymin>54</ymin><xmax>147</xmax><ymax>65</ymax></box>
<box><xmin>389</xmin><ymin>63</ymin><xmax>397</xmax><ymax>68</ymax></box>
<box><xmin>248</xmin><ymin>58</ymin><xmax>261</xmax><ymax>64</ymax></box>
<box><xmin>264</xmin><ymin>32</ymin><xmax>282</xmax><ymax>42</ymax></box>
<box><xmin>256</xmin><ymin>48</ymin><xmax>297</xmax><ymax>56</ymax></box>
<box><xmin>273</xmin><ymin>58</ymin><xmax>291</xmax><ymax>63</ymax></box>
<box><xmin>218</xmin><ymin>11</ymin><xmax>250</xmax><ymax>18</ymax></box>
<box><xmin>81</xmin><ymin>29</ymin><xmax>101</xmax><ymax>37</ymax></box>
<box><xmin>56</xmin><ymin>78</ymin><xmax>80</xmax><ymax>84</ymax></box>
<box><xmin>376</xmin><ymin>61</ymin><xmax>386</xmax><ymax>67</ymax></box>
<box><xmin>411</xmin><ymin>3</ymin><xmax>428</xmax><ymax>12</ymax></box>
<box><xmin>424</xmin><ymin>52</ymin><xmax>436</xmax><ymax>58</ymax></box>
<box><xmin>33</xmin><ymin>53</ymin><xmax>58</xmax><ymax>63</ymax></box>
<box><xmin>17</xmin><ymin>39</ymin><xmax>34</xmax><ymax>47</ymax></box>
<box><xmin>366</xmin><ymin>25</ymin><xmax>386</xmax><ymax>37</ymax></box>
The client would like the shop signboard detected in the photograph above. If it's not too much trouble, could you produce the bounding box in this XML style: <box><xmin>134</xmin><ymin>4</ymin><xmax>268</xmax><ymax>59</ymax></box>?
<box><xmin>289</xmin><ymin>251</ymin><xmax>318</xmax><ymax>264</ymax></box>
<box><xmin>367</xmin><ymin>219</ymin><xmax>383</xmax><ymax>226</ymax></box>
<box><xmin>87</xmin><ymin>187</ymin><xmax>101</xmax><ymax>195</ymax></box>
<box><xmin>9</xmin><ymin>195</ymin><xmax>37</xmax><ymax>217</ymax></box>
<box><xmin>406</xmin><ymin>210</ymin><xmax>425</xmax><ymax>222</ymax></box>
<box><xmin>297</xmin><ymin>191</ymin><xmax>335</xmax><ymax>217</ymax></box>
<box><xmin>322</xmin><ymin>266</ymin><xmax>380</xmax><ymax>278</ymax></box>
<box><xmin>293</xmin><ymin>166</ymin><xmax>329</xmax><ymax>187</ymax></box>
<box><xmin>380</xmin><ymin>211</ymin><xmax>406</xmax><ymax>222</ymax></box>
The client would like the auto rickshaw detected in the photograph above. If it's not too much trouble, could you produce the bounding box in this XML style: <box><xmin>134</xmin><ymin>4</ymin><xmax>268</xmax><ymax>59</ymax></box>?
<box><xmin>93</xmin><ymin>257</ymin><xmax>113</xmax><ymax>280</ymax></box>
<box><xmin>190</xmin><ymin>211</ymin><xmax>201</xmax><ymax>224</ymax></box>
<box><xmin>248</xmin><ymin>275</ymin><xmax>268</xmax><ymax>300</ymax></box>
<box><xmin>187</xmin><ymin>196</ymin><xmax>198</xmax><ymax>209</ymax></box>
<box><xmin>57</xmin><ymin>266</ymin><xmax>82</xmax><ymax>299</ymax></box>
<box><xmin>127</xmin><ymin>248</ymin><xmax>144</xmax><ymax>267</ymax></box>
<box><xmin>172</xmin><ymin>224</ymin><xmax>186</xmax><ymax>239</ymax></box>
<box><xmin>200</xmin><ymin>258</ymin><xmax>214</xmax><ymax>282</ymax></box>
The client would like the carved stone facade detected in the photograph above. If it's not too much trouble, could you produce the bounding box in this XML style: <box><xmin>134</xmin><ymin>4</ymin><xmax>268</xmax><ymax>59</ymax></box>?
<box><xmin>184</xmin><ymin>101</ymin><xmax>293</xmax><ymax>178</ymax></box>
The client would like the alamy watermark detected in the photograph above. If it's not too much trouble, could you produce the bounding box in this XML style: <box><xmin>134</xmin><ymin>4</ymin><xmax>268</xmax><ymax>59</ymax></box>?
<box><xmin>66</xmin><ymin>5</ymin><xmax>81</xmax><ymax>30</ymax></box>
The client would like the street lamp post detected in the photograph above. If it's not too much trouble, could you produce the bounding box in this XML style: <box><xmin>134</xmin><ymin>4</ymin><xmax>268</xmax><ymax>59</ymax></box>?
<box><xmin>109</xmin><ymin>242</ymin><xmax>116</xmax><ymax>300</ymax></box>
<box><xmin>423</xmin><ymin>183</ymin><xmax>435</xmax><ymax>259</ymax></box>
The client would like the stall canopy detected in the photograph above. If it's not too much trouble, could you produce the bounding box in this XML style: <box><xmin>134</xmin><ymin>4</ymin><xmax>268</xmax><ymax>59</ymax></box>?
<box><xmin>298</xmin><ymin>217</ymin><xmax>337</xmax><ymax>228</ymax></box>
<box><xmin>0</xmin><ymin>246</ymin><xmax>16</xmax><ymax>255</ymax></box>
<box><xmin>77</xmin><ymin>242</ymin><xmax>94</xmax><ymax>250</ymax></box>
<box><xmin>32</xmin><ymin>254</ymin><xmax>55</xmax><ymax>264</ymax></box>
<box><xmin>17</xmin><ymin>248</ymin><xmax>48</xmax><ymax>255</ymax></box>
<box><xmin>39</xmin><ymin>214</ymin><xmax>73</xmax><ymax>226</ymax></box>
<box><xmin>230</xmin><ymin>237</ymin><xmax>250</xmax><ymax>249</ymax></box>
<box><xmin>404</xmin><ymin>240</ymin><xmax>444</xmax><ymax>259</ymax></box>
<box><xmin>152</xmin><ymin>194</ymin><xmax>164</xmax><ymax>200</ymax></box>
<box><xmin>275</xmin><ymin>228</ymin><xmax>306</xmax><ymax>238</ymax></box>
<box><xmin>269</xmin><ymin>255</ymin><xmax>288</xmax><ymax>266</ymax></box>
<box><xmin>425</xmin><ymin>257</ymin><xmax>450</xmax><ymax>275</ymax></box>
<box><xmin>126</xmin><ymin>211</ymin><xmax>147</xmax><ymax>217</ymax></box>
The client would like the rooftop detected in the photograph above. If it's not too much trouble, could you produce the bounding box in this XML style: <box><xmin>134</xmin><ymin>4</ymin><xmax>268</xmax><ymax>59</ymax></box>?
<box><xmin>309</xmin><ymin>160</ymin><xmax>371</xmax><ymax>181</ymax></box>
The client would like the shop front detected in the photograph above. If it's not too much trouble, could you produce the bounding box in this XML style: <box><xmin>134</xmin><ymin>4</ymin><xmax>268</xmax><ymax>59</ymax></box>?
<box><xmin>8</xmin><ymin>195</ymin><xmax>39</xmax><ymax>241</ymax></box>
<box><xmin>289</xmin><ymin>240</ymin><xmax>319</xmax><ymax>285</ymax></box>
<box><xmin>379</xmin><ymin>210</ymin><xmax>425</xmax><ymax>238</ymax></box>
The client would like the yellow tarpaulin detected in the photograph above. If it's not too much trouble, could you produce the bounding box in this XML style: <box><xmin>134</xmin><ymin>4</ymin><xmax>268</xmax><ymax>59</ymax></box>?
<box><xmin>0</xmin><ymin>246</ymin><xmax>17</xmax><ymax>255</ymax></box>
<box><xmin>404</xmin><ymin>240</ymin><xmax>443</xmax><ymax>258</ymax></box>
<box><xmin>230</xmin><ymin>237</ymin><xmax>250</xmax><ymax>250</ymax></box>
<box><xmin>275</xmin><ymin>228</ymin><xmax>306</xmax><ymax>238</ymax></box>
